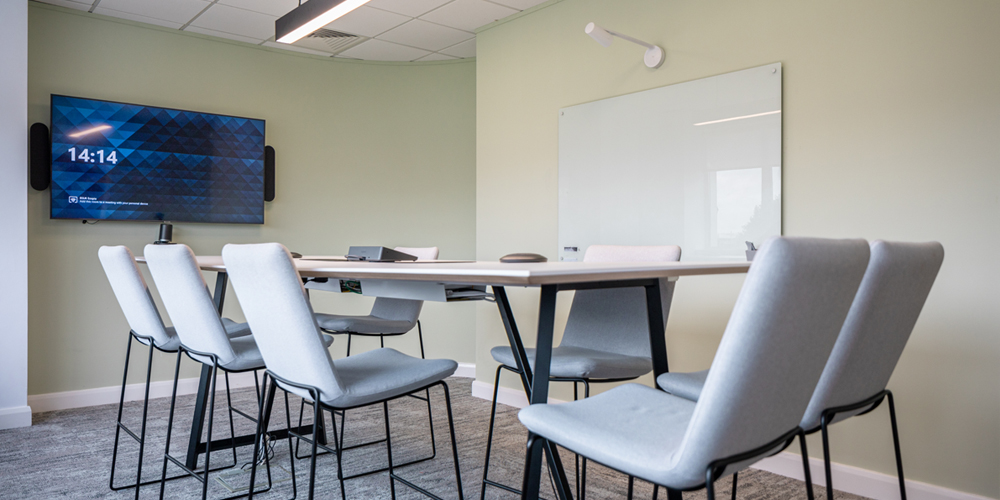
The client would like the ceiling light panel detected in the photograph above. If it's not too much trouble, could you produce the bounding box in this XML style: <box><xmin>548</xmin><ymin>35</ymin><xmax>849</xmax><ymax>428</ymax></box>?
<box><xmin>191</xmin><ymin>3</ymin><xmax>276</xmax><ymax>40</ymax></box>
<box><xmin>337</xmin><ymin>38</ymin><xmax>432</xmax><ymax>61</ymax></box>
<box><xmin>92</xmin><ymin>7</ymin><xmax>187</xmax><ymax>29</ymax></box>
<box><xmin>439</xmin><ymin>37</ymin><xmax>475</xmax><ymax>58</ymax></box>
<box><xmin>377</xmin><ymin>19</ymin><xmax>472</xmax><ymax>52</ymax></box>
<box><xmin>365</xmin><ymin>0</ymin><xmax>452</xmax><ymax>17</ymax></box>
<box><xmin>95</xmin><ymin>0</ymin><xmax>210</xmax><ymax>24</ymax></box>
<box><xmin>419</xmin><ymin>0</ymin><xmax>518</xmax><ymax>32</ymax></box>
<box><xmin>486</xmin><ymin>0</ymin><xmax>548</xmax><ymax>10</ymax></box>
<box><xmin>216</xmin><ymin>0</ymin><xmax>300</xmax><ymax>17</ymax></box>
<box><xmin>322</xmin><ymin>5</ymin><xmax>410</xmax><ymax>38</ymax></box>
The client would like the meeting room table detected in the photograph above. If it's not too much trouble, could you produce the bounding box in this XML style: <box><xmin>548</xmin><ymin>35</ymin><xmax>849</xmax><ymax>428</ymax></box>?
<box><xmin>138</xmin><ymin>255</ymin><xmax>751</xmax><ymax>500</ymax></box>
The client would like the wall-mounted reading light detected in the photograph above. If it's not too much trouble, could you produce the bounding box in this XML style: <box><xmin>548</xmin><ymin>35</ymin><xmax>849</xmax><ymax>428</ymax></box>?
<box><xmin>276</xmin><ymin>0</ymin><xmax>370</xmax><ymax>44</ymax></box>
<box><xmin>585</xmin><ymin>22</ymin><xmax>664</xmax><ymax>69</ymax></box>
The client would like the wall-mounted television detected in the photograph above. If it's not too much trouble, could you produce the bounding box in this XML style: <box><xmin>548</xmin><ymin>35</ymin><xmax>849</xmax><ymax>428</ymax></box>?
<box><xmin>50</xmin><ymin>95</ymin><xmax>266</xmax><ymax>224</ymax></box>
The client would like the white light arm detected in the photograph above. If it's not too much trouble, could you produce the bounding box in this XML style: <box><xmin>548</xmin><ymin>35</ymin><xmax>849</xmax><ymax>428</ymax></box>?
<box><xmin>585</xmin><ymin>22</ymin><xmax>664</xmax><ymax>69</ymax></box>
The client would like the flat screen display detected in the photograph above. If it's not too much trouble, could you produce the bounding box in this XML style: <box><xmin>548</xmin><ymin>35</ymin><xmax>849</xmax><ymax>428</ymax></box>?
<box><xmin>50</xmin><ymin>95</ymin><xmax>265</xmax><ymax>224</ymax></box>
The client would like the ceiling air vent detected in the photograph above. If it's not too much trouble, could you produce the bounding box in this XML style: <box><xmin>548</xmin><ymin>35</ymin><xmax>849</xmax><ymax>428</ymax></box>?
<box><xmin>292</xmin><ymin>28</ymin><xmax>367</xmax><ymax>55</ymax></box>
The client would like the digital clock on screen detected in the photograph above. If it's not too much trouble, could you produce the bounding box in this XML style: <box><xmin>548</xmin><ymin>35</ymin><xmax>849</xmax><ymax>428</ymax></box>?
<box><xmin>66</xmin><ymin>147</ymin><xmax>119</xmax><ymax>164</ymax></box>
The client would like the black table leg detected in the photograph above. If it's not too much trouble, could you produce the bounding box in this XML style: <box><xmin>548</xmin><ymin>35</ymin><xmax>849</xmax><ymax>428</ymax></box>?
<box><xmin>185</xmin><ymin>272</ymin><xmax>228</xmax><ymax>470</ymax></box>
<box><xmin>646</xmin><ymin>279</ymin><xmax>683</xmax><ymax>500</ymax></box>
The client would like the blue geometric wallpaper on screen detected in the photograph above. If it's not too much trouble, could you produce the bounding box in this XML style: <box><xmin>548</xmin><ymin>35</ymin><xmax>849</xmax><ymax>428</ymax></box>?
<box><xmin>50</xmin><ymin>95</ymin><xmax>265</xmax><ymax>224</ymax></box>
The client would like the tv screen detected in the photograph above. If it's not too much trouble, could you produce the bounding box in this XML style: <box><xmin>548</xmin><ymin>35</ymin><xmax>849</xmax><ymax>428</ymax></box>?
<box><xmin>50</xmin><ymin>95</ymin><xmax>265</xmax><ymax>224</ymax></box>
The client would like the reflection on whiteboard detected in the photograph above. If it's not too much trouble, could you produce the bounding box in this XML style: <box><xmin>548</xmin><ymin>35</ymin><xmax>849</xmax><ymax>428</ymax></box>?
<box><xmin>558</xmin><ymin>63</ymin><xmax>782</xmax><ymax>262</ymax></box>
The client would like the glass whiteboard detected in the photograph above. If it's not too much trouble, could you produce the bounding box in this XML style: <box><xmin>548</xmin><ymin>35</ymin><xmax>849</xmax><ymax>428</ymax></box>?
<box><xmin>558</xmin><ymin>63</ymin><xmax>782</xmax><ymax>262</ymax></box>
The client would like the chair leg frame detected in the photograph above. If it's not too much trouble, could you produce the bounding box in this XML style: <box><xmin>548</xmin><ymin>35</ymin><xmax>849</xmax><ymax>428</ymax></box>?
<box><xmin>109</xmin><ymin>332</ymin><xmax>238</xmax><ymax>496</ymax></box>
<box><xmin>815</xmin><ymin>389</ymin><xmax>906</xmax><ymax>500</ymax></box>
<box><xmin>251</xmin><ymin>370</ymin><xmax>464</xmax><ymax>500</ymax></box>
<box><xmin>158</xmin><ymin>347</ymin><xmax>274</xmax><ymax>500</ymax></box>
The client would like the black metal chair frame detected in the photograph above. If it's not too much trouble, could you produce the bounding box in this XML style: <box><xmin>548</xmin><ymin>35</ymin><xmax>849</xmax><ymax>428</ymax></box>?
<box><xmin>158</xmin><ymin>345</ymin><xmax>276</xmax><ymax>500</ymax></box>
<box><xmin>109</xmin><ymin>330</ymin><xmax>241</xmax><ymax>499</ymax></box>
<box><xmin>527</xmin><ymin>426</ymin><xmax>815</xmax><ymax>500</ymax></box>
<box><xmin>812</xmin><ymin>390</ymin><xmax>906</xmax><ymax>500</ymax></box>
<box><xmin>289</xmin><ymin>321</ymin><xmax>437</xmax><ymax>471</ymax></box>
<box><xmin>480</xmin><ymin>363</ymin><xmax>639</xmax><ymax>500</ymax></box>
<box><xmin>248</xmin><ymin>370</ymin><xmax>464</xmax><ymax>500</ymax></box>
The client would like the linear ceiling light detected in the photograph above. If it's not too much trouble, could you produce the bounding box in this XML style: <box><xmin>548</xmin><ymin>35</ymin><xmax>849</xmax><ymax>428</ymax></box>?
<box><xmin>585</xmin><ymin>22</ymin><xmax>664</xmax><ymax>69</ymax></box>
<box><xmin>276</xmin><ymin>0</ymin><xmax>370</xmax><ymax>44</ymax></box>
<box><xmin>694</xmin><ymin>110</ymin><xmax>781</xmax><ymax>127</ymax></box>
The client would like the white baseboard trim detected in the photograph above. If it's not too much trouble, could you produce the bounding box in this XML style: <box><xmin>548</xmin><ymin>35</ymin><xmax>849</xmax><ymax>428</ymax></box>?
<box><xmin>0</xmin><ymin>405</ymin><xmax>32</xmax><ymax>430</ymax></box>
<box><xmin>470</xmin><ymin>374</ymin><xmax>991</xmax><ymax>500</ymax></box>
<box><xmin>27</xmin><ymin>372</ymin><xmax>261</xmax><ymax>414</ymax></box>
<box><xmin>753</xmin><ymin>451</ymin><xmax>993</xmax><ymax>500</ymax></box>
<box><xmin>454</xmin><ymin>362</ymin><xmax>476</xmax><ymax>379</ymax></box>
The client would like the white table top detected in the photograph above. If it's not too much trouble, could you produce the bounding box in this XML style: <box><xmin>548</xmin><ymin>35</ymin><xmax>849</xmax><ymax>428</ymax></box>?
<box><xmin>137</xmin><ymin>255</ymin><xmax>751</xmax><ymax>286</ymax></box>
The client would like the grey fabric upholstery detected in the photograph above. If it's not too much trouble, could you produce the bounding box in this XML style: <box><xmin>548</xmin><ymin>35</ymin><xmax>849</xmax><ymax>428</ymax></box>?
<box><xmin>520</xmin><ymin>237</ymin><xmax>870</xmax><ymax>489</ymax></box>
<box><xmin>491</xmin><ymin>244</ymin><xmax>680</xmax><ymax>379</ymax></box>
<box><xmin>311</xmin><ymin>246</ymin><xmax>439</xmax><ymax>335</ymax></box>
<box><xmin>223</xmin><ymin>243</ymin><xmax>457</xmax><ymax>407</ymax></box>
<box><xmin>98</xmin><ymin>245</ymin><xmax>252</xmax><ymax>352</ymax></box>
<box><xmin>657</xmin><ymin>240</ymin><xmax>944</xmax><ymax>431</ymax></box>
<box><xmin>144</xmin><ymin>244</ymin><xmax>286</xmax><ymax>372</ymax></box>
<box><xmin>489</xmin><ymin>345</ymin><xmax>651</xmax><ymax>379</ymax></box>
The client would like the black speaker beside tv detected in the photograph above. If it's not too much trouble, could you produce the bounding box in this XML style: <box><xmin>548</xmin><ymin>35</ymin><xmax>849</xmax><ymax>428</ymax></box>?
<box><xmin>29</xmin><ymin>122</ymin><xmax>50</xmax><ymax>191</ymax></box>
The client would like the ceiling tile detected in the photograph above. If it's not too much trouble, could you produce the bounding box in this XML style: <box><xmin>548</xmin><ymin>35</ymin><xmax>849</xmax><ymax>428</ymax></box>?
<box><xmin>184</xmin><ymin>25</ymin><xmax>262</xmax><ymax>44</ymax></box>
<box><xmin>93</xmin><ymin>7</ymin><xmax>186</xmax><ymax>29</ymax></box>
<box><xmin>377</xmin><ymin>19</ymin><xmax>472</xmax><ymax>52</ymax></box>
<box><xmin>419</xmin><ymin>0</ymin><xmax>517</xmax><ymax>31</ymax></box>
<box><xmin>322</xmin><ymin>5</ymin><xmax>409</xmax><ymax>38</ymax></box>
<box><xmin>95</xmin><ymin>0</ymin><xmax>209</xmax><ymax>24</ymax></box>
<box><xmin>216</xmin><ymin>0</ymin><xmax>298</xmax><ymax>17</ymax></box>
<box><xmin>33</xmin><ymin>0</ymin><xmax>92</xmax><ymax>12</ymax></box>
<box><xmin>337</xmin><ymin>38</ymin><xmax>431</xmax><ymax>61</ymax></box>
<box><xmin>486</xmin><ymin>0</ymin><xmax>547</xmax><ymax>10</ymax></box>
<box><xmin>439</xmin><ymin>37</ymin><xmax>475</xmax><ymax>58</ymax></box>
<box><xmin>262</xmin><ymin>41</ymin><xmax>333</xmax><ymax>57</ymax></box>
<box><xmin>190</xmin><ymin>3</ymin><xmax>276</xmax><ymax>40</ymax></box>
<box><xmin>416</xmin><ymin>53</ymin><xmax>459</xmax><ymax>62</ymax></box>
<box><xmin>366</xmin><ymin>0</ymin><xmax>451</xmax><ymax>18</ymax></box>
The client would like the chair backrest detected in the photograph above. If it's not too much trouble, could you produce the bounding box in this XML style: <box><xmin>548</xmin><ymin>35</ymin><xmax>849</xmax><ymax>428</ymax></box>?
<box><xmin>223</xmin><ymin>243</ymin><xmax>345</xmax><ymax>402</ymax></box>
<box><xmin>143</xmin><ymin>244</ymin><xmax>237</xmax><ymax>363</ymax></box>
<box><xmin>368</xmin><ymin>246</ymin><xmax>440</xmax><ymax>322</ymax></box>
<box><xmin>673</xmin><ymin>237</ymin><xmax>870</xmax><ymax>480</ymax></box>
<box><xmin>558</xmin><ymin>245</ymin><xmax>682</xmax><ymax>358</ymax></box>
<box><xmin>98</xmin><ymin>245</ymin><xmax>172</xmax><ymax>347</ymax></box>
<box><xmin>800</xmin><ymin>240</ymin><xmax>944</xmax><ymax>430</ymax></box>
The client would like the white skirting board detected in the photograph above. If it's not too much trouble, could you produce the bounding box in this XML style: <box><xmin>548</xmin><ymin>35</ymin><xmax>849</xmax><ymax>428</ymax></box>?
<box><xmin>0</xmin><ymin>406</ymin><xmax>32</xmax><ymax>430</ymax></box>
<box><xmin>27</xmin><ymin>362</ymin><xmax>477</xmax><ymax>414</ymax></box>
<box><xmin>470</xmin><ymin>380</ymin><xmax>992</xmax><ymax>500</ymax></box>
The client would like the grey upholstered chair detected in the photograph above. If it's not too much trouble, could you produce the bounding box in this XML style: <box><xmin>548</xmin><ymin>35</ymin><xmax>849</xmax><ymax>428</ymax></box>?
<box><xmin>144</xmin><ymin>243</ymin><xmax>332</xmax><ymax>500</ymax></box>
<box><xmin>221</xmin><ymin>242</ymin><xmax>463</xmax><ymax>500</ymax></box>
<box><xmin>656</xmin><ymin>240</ymin><xmax>944</xmax><ymax>499</ymax></box>
<box><xmin>98</xmin><ymin>245</ymin><xmax>251</xmax><ymax>497</ymax></box>
<box><xmin>517</xmin><ymin>237</ymin><xmax>871</xmax><ymax>500</ymax></box>
<box><xmin>310</xmin><ymin>246</ymin><xmax>439</xmax><ymax>356</ymax></box>
<box><xmin>483</xmin><ymin>244</ymin><xmax>681</xmax><ymax>500</ymax></box>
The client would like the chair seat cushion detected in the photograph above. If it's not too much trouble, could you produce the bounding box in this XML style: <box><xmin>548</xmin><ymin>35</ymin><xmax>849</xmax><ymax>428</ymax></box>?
<box><xmin>190</xmin><ymin>333</ymin><xmax>334</xmax><ymax>372</ymax></box>
<box><xmin>314</xmin><ymin>313</ymin><xmax>415</xmax><ymax>335</ymax></box>
<box><xmin>655</xmin><ymin>370</ymin><xmax>709</xmax><ymax>402</ymax></box>
<box><xmin>518</xmin><ymin>383</ymin><xmax>699</xmax><ymax>488</ymax></box>
<box><xmin>319</xmin><ymin>348</ymin><xmax>457</xmax><ymax>408</ymax></box>
<box><xmin>141</xmin><ymin>318</ymin><xmax>254</xmax><ymax>352</ymax></box>
<box><xmin>490</xmin><ymin>345</ymin><xmax>651</xmax><ymax>379</ymax></box>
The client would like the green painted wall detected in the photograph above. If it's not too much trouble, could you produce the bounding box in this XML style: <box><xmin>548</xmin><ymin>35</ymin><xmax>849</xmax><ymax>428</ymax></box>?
<box><xmin>475</xmin><ymin>0</ymin><xmax>999</xmax><ymax>497</ymax></box>
<box><xmin>27</xmin><ymin>4</ymin><xmax>477</xmax><ymax>394</ymax></box>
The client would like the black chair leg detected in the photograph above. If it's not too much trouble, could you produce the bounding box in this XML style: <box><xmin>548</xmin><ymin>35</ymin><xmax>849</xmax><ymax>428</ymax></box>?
<box><xmin>627</xmin><ymin>476</ymin><xmax>634</xmax><ymax>499</ymax></box>
<box><xmin>383</xmin><ymin>401</ymin><xmax>397</xmax><ymax>500</ymax></box>
<box><xmin>308</xmin><ymin>391</ymin><xmax>321</xmax><ymax>500</ymax></box>
<box><xmin>731</xmin><ymin>472</ymin><xmax>738</xmax><ymax>500</ymax></box>
<box><xmin>109</xmin><ymin>335</ymin><xmax>133</xmax><ymax>491</ymax></box>
<box><xmin>821</xmin><ymin>415</ymin><xmax>833</xmax><ymax>500</ymax></box>
<box><xmin>441</xmin><ymin>382</ymin><xmax>466</xmax><ymax>500</ymax></box>
<box><xmin>480</xmin><ymin>364</ymin><xmax>504</xmax><ymax>499</ymax></box>
<box><xmin>249</xmin><ymin>375</ymin><xmax>281</xmax><ymax>500</ymax></box>
<box><xmin>887</xmin><ymin>392</ymin><xmax>907</xmax><ymax>500</ymax></box>
<box><xmin>158</xmin><ymin>352</ymin><xmax>183</xmax><ymax>500</ymax></box>
<box><xmin>799</xmin><ymin>431</ymin><xmax>814</xmax><ymax>500</ymax></box>
<box><xmin>705</xmin><ymin>468</ymin><xmax>716</xmax><ymax>500</ymax></box>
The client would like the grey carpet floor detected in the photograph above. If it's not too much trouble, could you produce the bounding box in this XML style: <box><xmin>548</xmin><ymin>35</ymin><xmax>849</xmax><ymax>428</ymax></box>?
<box><xmin>0</xmin><ymin>377</ymin><xmax>867</xmax><ymax>499</ymax></box>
